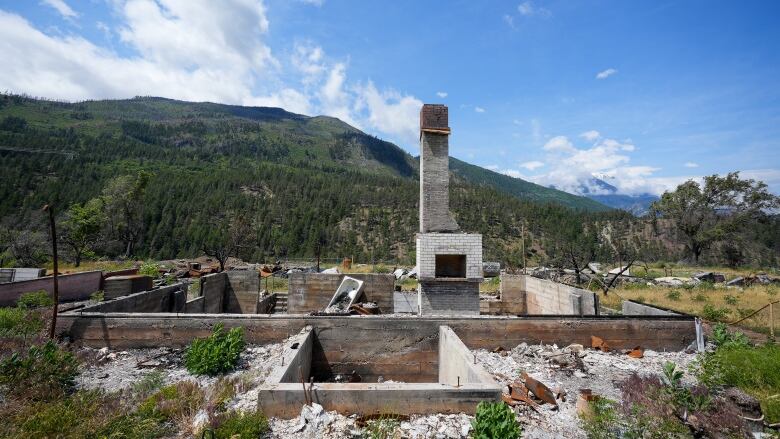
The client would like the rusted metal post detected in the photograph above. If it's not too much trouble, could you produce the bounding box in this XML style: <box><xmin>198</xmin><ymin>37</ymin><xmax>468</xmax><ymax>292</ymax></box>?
<box><xmin>43</xmin><ymin>204</ymin><xmax>59</xmax><ymax>340</ymax></box>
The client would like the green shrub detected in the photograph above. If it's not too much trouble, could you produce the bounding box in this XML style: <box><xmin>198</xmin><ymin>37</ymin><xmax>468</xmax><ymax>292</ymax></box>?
<box><xmin>693</xmin><ymin>293</ymin><xmax>707</xmax><ymax>302</ymax></box>
<box><xmin>701</xmin><ymin>304</ymin><xmax>730</xmax><ymax>322</ymax></box>
<box><xmin>697</xmin><ymin>281</ymin><xmax>715</xmax><ymax>291</ymax></box>
<box><xmin>471</xmin><ymin>401</ymin><xmax>522</xmax><ymax>439</ymax></box>
<box><xmin>665</xmin><ymin>290</ymin><xmax>681</xmax><ymax>301</ymax></box>
<box><xmin>139</xmin><ymin>261</ymin><xmax>161</xmax><ymax>278</ymax></box>
<box><xmin>723</xmin><ymin>294</ymin><xmax>738</xmax><ymax>306</ymax></box>
<box><xmin>17</xmin><ymin>290</ymin><xmax>54</xmax><ymax>309</ymax></box>
<box><xmin>580</xmin><ymin>397</ymin><xmax>622</xmax><ymax>439</ymax></box>
<box><xmin>185</xmin><ymin>324</ymin><xmax>245</xmax><ymax>375</ymax></box>
<box><xmin>0</xmin><ymin>341</ymin><xmax>79</xmax><ymax>401</ymax></box>
<box><xmin>0</xmin><ymin>306</ymin><xmax>44</xmax><ymax>337</ymax></box>
<box><xmin>209</xmin><ymin>410</ymin><xmax>269</xmax><ymax>439</ymax></box>
<box><xmin>710</xmin><ymin>323</ymin><xmax>750</xmax><ymax>348</ymax></box>
<box><xmin>90</xmin><ymin>290</ymin><xmax>105</xmax><ymax>302</ymax></box>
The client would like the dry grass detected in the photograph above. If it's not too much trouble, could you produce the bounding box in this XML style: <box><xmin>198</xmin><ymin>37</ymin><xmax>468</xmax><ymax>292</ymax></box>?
<box><xmin>602</xmin><ymin>282</ymin><xmax>779</xmax><ymax>334</ymax></box>
<box><xmin>44</xmin><ymin>259</ymin><xmax>136</xmax><ymax>275</ymax></box>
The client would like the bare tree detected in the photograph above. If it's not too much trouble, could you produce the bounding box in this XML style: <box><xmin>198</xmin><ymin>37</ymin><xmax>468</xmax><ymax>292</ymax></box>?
<box><xmin>203</xmin><ymin>210</ymin><xmax>254</xmax><ymax>272</ymax></box>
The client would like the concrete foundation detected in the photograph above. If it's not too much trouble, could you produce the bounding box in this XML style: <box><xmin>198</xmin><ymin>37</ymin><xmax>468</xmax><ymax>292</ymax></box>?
<box><xmin>257</xmin><ymin>324</ymin><xmax>500</xmax><ymax>417</ymax></box>
<box><xmin>622</xmin><ymin>300</ymin><xmax>682</xmax><ymax>316</ymax></box>
<box><xmin>0</xmin><ymin>270</ymin><xmax>103</xmax><ymax>306</ymax></box>
<box><xmin>287</xmin><ymin>273</ymin><xmax>394</xmax><ymax>313</ymax></box>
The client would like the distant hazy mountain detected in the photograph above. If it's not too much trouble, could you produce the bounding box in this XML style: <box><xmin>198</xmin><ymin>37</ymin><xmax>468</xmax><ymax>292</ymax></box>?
<box><xmin>553</xmin><ymin>176</ymin><xmax>659</xmax><ymax>216</ymax></box>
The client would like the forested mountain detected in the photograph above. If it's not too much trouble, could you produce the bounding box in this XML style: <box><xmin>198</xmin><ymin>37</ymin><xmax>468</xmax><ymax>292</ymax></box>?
<box><xmin>0</xmin><ymin>94</ymin><xmax>776</xmax><ymax>267</ymax></box>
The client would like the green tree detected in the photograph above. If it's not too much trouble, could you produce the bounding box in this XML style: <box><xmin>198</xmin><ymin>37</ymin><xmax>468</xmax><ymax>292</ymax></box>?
<box><xmin>102</xmin><ymin>172</ymin><xmax>151</xmax><ymax>257</ymax></box>
<box><xmin>202</xmin><ymin>210</ymin><xmax>254</xmax><ymax>272</ymax></box>
<box><xmin>651</xmin><ymin>172</ymin><xmax>779</xmax><ymax>263</ymax></box>
<box><xmin>59</xmin><ymin>199</ymin><xmax>105</xmax><ymax>266</ymax></box>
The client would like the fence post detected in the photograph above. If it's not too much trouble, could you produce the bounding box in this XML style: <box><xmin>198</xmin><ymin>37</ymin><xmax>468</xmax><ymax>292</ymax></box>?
<box><xmin>770</xmin><ymin>302</ymin><xmax>775</xmax><ymax>339</ymax></box>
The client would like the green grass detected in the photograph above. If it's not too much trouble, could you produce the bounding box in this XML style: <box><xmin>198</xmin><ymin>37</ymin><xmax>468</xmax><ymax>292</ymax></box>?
<box><xmin>696</xmin><ymin>344</ymin><xmax>780</xmax><ymax>423</ymax></box>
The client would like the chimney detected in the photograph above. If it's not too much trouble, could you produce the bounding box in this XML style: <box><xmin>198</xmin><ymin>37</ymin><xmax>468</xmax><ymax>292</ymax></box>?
<box><xmin>419</xmin><ymin>104</ymin><xmax>459</xmax><ymax>233</ymax></box>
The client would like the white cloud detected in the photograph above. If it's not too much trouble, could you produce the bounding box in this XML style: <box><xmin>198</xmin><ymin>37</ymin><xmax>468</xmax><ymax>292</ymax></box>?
<box><xmin>485</xmin><ymin>164</ymin><xmax>499</xmax><ymax>171</ymax></box>
<box><xmin>684</xmin><ymin>162</ymin><xmax>699</xmax><ymax>168</ymax></box>
<box><xmin>41</xmin><ymin>0</ymin><xmax>78</xmax><ymax>19</ymax></box>
<box><xmin>517</xmin><ymin>1</ymin><xmax>549</xmax><ymax>17</ymax></box>
<box><xmin>299</xmin><ymin>0</ymin><xmax>324</xmax><ymax>5</ymax></box>
<box><xmin>436</xmin><ymin>91</ymin><xmax>448</xmax><ymax>98</ymax></box>
<box><xmin>579</xmin><ymin>130</ymin><xmax>600</xmax><ymax>142</ymax></box>
<box><xmin>529</xmin><ymin>133</ymin><xmax>683</xmax><ymax>195</ymax></box>
<box><xmin>596</xmin><ymin>68</ymin><xmax>617</xmax><ymax>79</ymax></box>
<box><xmin>740</xmin><ymin>169</ymin><xmax>780</xmax><ymax>195</ymax></box>
<box><xmin>520</xmin><ymin>160</ymin><xmax>544</xmax><ymax>171</ymax></box>
<box><xmin>474</xmin><ymin>106</ymin><xmax>485</xmax><ymax>113</ymax></box>
<box><xmin>0</xmin><ymin>2</ymin><xmax>426</xmax><ymax>149</ymax></box>
<box><xmin>543</xmin><ymin>136</ymin><xmax>575</xmax><ymax>152</ymax></box>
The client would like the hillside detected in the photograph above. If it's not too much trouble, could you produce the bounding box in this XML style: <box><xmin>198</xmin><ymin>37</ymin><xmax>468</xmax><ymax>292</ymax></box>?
<box><xmin>0</xmin><ymin>94</ymin><xmax>642</xmax><ymax>266</ymax></box>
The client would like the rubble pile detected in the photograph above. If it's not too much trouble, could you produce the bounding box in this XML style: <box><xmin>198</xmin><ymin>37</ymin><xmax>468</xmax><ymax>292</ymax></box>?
<box><xmin>474</xmin><ymin>341</ymin><xmax>697</xmax><ymax>438</ymax></box>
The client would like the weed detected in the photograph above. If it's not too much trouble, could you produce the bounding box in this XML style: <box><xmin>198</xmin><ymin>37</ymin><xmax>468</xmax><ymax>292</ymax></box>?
<box><xmin>701</xmin><ymin>304</ymin><xmax>730</xmax><ymax>322</ymax></box>
<box><xmin>131</xmin><ymin>370</ymin><xmax>165</xmax><ymax>397</ymax></box>
<box><xmin>90</xmin><ymin>290</ymin><xmax>105</xmax><ymax>302</ymax></box>
<box><xmin>17</xmin><ymin>290</ymin><xmax>54</xmax><ymax>309</ymax></box>
<box><xmin>207</xmin><ymin>410</ymin><xmax>269</xmax><ymax>439</ymax></box>
<box><xmin>185</xmin><ymin>324</ymin><xmax>245</xmax><ymax>375</ymax></box>
<box><xmin>767</xmin><ymin>285</ymin><xmax>778</xmax><ymax>297</ymax></box>
<box><xmin>723</xmin><ymin>294</ymin><xmax>738</xmax><ymax>306</ymax></box>
<box><xmin>364</xmin><ymin>416</ymin><xmax>400</xmax><ymax>439</ymax></box>
<box><xmin>0</xmin><ymin>340</ymin><xmax>78</xmax><ymax>401</ymax></box>
<box><xmin>139</xmin><ymin>260</ymin><xmax>161</xmax><ymax>278</ymax></box>
<box><xmin>693</xmin><ymin>293</ymin><xmax>707</xmax><ymax>302</ymax></box>
<box><xmin>666</xmin><ymin>290</ymin><xmax>682</xmax><ymax>301</ymax></box>
<box><xmin>580</xmin><ymin>397</ymin><xmax>621</xmax><ymax>439</ymax></box>
<box><xmin>711</xmin><ymin>323</ymin><xmax>750</xmax><ymax>348</ymax></box>
<box><xmin>471</xmin><ymin>401</ymin><xmax>522</xmax><ymax>438</ymax></box>
<box><xmin>0</xmin><ymin>306</ymin><xmax>44</xmax><ymax>337</ymax></box>
<box><xmin>697</xmin><ymin>281</ymin><xmax>715</xmax><ymax>291</ymax></box>
<box><xmin>635</xmin><ymin>295</ymin><xmax>646</xmax><ymax>303</ymax></box>
<box><xmin>207</xmin><ymin>377</ymin><xmax>237</xmax><ymax>413</ymax></box>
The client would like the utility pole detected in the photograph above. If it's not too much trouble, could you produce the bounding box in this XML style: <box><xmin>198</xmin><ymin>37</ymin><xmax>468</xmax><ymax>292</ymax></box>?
<box><xmin>521</xmin><ymin>224</ymin><xmax>526</xmax><ymax>275</ymax></box>
<box><xmin>43</xmin><ymin>204</ymin><xmax>59</xmax><ymax>340</ymax></box>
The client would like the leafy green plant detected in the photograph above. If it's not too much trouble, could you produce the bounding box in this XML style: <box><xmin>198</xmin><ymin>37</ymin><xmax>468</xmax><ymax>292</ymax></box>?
<box><xmin>701</xmin><ymin>304</ymin><xmax>729</xmax><ymax>322</ymax></box>
<box><xmin>139</xmin><ymin>261</ymin><xmax>161</xmax><ymax>278</ymax></box>
<box><xmin>665</xmin><ymin>290</ymin><xmax>681</xmax><ymax>301</ymax></box>
<box><xmin>723</xmin><ymin>294</ymin><xmax>738</xmax><ymax>306</ymax></box>
<box><xmin>711</xmin><ymin>323</ymin><xmax>750</xmax><ymax>348</ymax></box>
<box><xmin>184</xmin><ymin>324</ymin><xmax>245</xmax><ymax>375</ymax></box>
<box><xmin>0</xmin><ymin>341</ymin><xmax>78</xmax><ymax>401</ymax></box>
<box><xmin>90</xmin><ymin>290</ymin><xmax>105</xmax><ymax>302</ymax></box>
<box><xmin>580</xmin><ymin>397</ymin><xmax>622</xmax><ymax>439</ymax></box>
<box><xmin>138</xmin><ymin>381</ymin><xmax>204</xmax><ymax>423</ymax></box>
<box><xmin>364</xmin><ymin>416</ymin><xmax>400</xmax><ymax>439</ymax></box>
<box><xmin>697</xmin><ymin>281</ymin><xmax>715</xmax><ymax>291</ymax></box>
<box><xmin>0</xmin><ymin>306</ymin><xmax>44</xmax><ymax>337</ymax></box>
<box><xmin>208</xmin><ymin>410</ymin><xmax>269</xmax><ymax>439</ymax></box>
<box><xmin>471</xmin><ymin>401</ymin><xmax>522</xmax><ymax>439</ymax></box>
<box><xmin>17</xmin><ymin>290</ymin><xmax>54</xmax><ymax>309</ymax></box>
<box><xmin>693</xmin><ymin>292</ymin><xmax>707</xmax><ymax>302</ymax></box>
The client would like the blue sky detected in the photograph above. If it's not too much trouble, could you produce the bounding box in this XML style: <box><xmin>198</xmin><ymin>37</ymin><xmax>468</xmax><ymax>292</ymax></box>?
<box><xmin>1</xmin><ymin>0</ymin><xmax>778</xmax><ymax>195</ymax></box>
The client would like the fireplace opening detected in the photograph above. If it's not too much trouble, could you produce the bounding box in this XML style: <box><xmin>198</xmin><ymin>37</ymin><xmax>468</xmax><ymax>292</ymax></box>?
<box><xmin>435</xmin><ymin>254</ymin><xmax>467</xmax><ymax>278</ymax></box>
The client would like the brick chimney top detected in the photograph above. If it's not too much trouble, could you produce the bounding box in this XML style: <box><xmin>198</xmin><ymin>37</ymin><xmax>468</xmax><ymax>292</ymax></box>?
<box><xmin>420</xmin><ymin>104</ymin><xmax>450</xmax><ymax>135</ymax></box>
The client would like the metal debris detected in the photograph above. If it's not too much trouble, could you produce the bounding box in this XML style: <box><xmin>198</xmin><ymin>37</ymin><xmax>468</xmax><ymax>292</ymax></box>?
<box><xmin>591</xmin><ymin>335</ymin><xmax>610</xmax><ymax>352</ymax></box>
<box><xmin>522</xmin><ymin>372</ymin><xmax>558</xmax><ymax>407</ymax></box>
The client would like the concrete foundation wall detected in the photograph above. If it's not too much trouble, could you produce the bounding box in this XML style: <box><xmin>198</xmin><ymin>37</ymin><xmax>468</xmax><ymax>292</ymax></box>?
<box><xmin>622</xmin><ymin>300</ymin><xmax>681</xmax><ymax>316</ymax></box>
<box><xmin>393</xmin><ymin>291</ymin><xmax>417</xmax><ymax>313</ymax></box>
<box><xmin>225</xmin><ymin>270</ymin><xmax>260</xmax><ymax>314</ymax></box>
<box><xmin>0</xmin><ymin>270</ymin><xmax>102</xmax><ymax>306</ymax></box>
<box><xmin>200</xmin><ymin>272</ymin><xmax>226</xmax><ymax>313</ymax></box>
<box><xmin>438</xmin><ymin>326</ymin><xmax>495</xmax><ymax>386</ymax></box>
<box><xmin>267</xmin><ymin>328</ymin><xmax>314</xmax><ymax>384</ymax></box>
<box><xmin>59</xmin><ymin>314</ymin><xmax>696</xmax><ymax>352</ymax></box>
<box><xmin>419</xmin><ymin>281</ymin><xmax>480</xmax><ymax>316</ymax></box>
<box><xmin>480</xmin><ymin>274</ymin><xmax>527</xmax><ymax>315</ymax></box>
<box><xmin>184</xmin><ymin>296</ymin><xmax>205</xmax><ymax>313</ymax></box>
<box><xmin>524</xmin><ymin>276</ymin><xmax>597</xmax><ymax>315</ymax></box>
<box><xmin>79</xmin><ymin>284</ymin><xmax>185</xmax><ymax>313</ymax></box>
<box><xmin>287</xmin><ymin>273</ymin><xmax>394</xmax><ymax>314</ymax></box>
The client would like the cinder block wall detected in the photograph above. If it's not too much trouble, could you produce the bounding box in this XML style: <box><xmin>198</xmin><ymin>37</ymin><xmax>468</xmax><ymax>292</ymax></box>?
<box><xmin>225</xmin><ymin>270</ymin><xmax>260</xmax><ymax>313</ymax></box>
<box><xmin>79</xmin><ymin>284</ymin><xmax>185</xmax><ymax>313</ymax></box>
<box><xmin>200</xmin><ymin>272</ymin><xmax>226</xmax><ymax>313</ymax></box>
<box><xmin>418</xmin><ymin>281</ymin><xmax>480</xmax><ymax>316</ymax></box>
<box><xmin>0</xmin><ymin>271</ymin><xmax>103</xmax><ymax>306</ymax></box>
<box><xmin>416</xmin><ymin>233</ymin><xmax>483</xmax><ymax>280</ymax></box>
<box><xmin>287</xmin><ymin>273</ymin><xmax>394</xmax><ymax>313</ymax></box>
